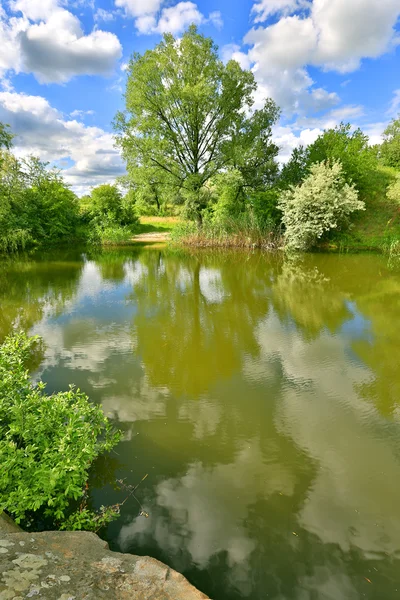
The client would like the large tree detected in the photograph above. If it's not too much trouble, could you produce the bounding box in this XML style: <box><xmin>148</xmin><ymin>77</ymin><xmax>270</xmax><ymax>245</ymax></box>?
<box><xmin>114</xmin><ymin>26</ymin><xmax>279</xmax><ymax>220</ymax></box>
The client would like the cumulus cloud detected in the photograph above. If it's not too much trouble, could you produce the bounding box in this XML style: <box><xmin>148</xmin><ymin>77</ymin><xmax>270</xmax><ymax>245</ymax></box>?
<box><xmin>229</xmin><ymin>0</ymin><xmax>400</xmax><ymax>119</ymax></box>
<box><xmin>221</xmin><ymin>44</ymin><xmax>252</xmax><ymax>70</ymax></box>
<box><xmin>114</xmin><ymin>0</ymin><xmax>162</xmax><ymax>18</ymax></box>
<box><xmin>247</xmin><ymin>0</ymin><xmax>400</xmax><ymax>74</ymax></box>
<box><xmin>9</xmin><ymin>0</ymin><xmax>59</xmax><ymax>22</ymax></box>
<box><xmin>155</xmin><ymin>1</ymin><xmax>203</xmax><ymax>34</ymax></box>
<box><xmin>272</xmin><ymin>125</ymin><xmax>322</xmax><ymax>162</ymax></box>
<box><xmin>0</xmin><ymin>91</ymin><xmax>125</xmax><ymax>194</ymax></box>
<box><xmin>115</xmin><ymin>0</ymin><xmax>221</xmax><ymax>36</ymax></box>
<box><xmin>0</xmin><ymin>2</ymin><xmax>122</xmax><ymax>83</ymax></box>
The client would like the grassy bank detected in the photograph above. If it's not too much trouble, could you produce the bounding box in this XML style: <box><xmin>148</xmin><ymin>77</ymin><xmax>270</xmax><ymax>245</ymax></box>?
<box><xmin>138</xmin><ymin>216</ymin><xmax>181</xmax><ymax>234</ymax></box>
<box><xmin>325</xmin><ymin>169</ymin><xmax>400</xmax><ymax>252</ymax></box>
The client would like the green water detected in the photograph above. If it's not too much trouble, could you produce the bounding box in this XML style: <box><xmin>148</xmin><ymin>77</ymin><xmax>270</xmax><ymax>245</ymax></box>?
<box><xmin>1</xmin><ymin>247</ymin><xmax>400</xmax><ymax>599</ymax></box>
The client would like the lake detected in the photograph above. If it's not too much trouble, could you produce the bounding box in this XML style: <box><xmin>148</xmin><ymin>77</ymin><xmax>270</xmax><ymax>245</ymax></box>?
<box><xmin>1</xmin><ymin>246</ymin><xmax>400</xmax><ymax>599</ymax></box>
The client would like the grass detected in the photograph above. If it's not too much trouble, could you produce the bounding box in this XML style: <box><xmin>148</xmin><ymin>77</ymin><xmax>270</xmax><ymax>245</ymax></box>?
<box><xmin>322</xmin><ymin>166</ymin><xmax>400</xmax><ymax>253</ymax></box>
<box><xmin>326</xmin><ymin>197</ymin><xmax>400</xmax><ymax>252</ymax></box>
<box><xmin>137</xmin><ymin>216</ymin><xmax>181</xmax><ymax>234</ymax></box>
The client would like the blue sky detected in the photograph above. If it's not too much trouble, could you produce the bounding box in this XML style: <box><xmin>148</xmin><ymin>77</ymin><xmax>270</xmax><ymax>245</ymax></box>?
<box><xmin>0</xmin><ymin>0</ymin><xmax>399</xmax><ymax>194</ymax></box>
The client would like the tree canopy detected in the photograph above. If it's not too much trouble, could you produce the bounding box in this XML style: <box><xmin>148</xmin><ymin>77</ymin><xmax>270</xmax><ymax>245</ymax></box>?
<box><xmin>114</xmin><ymin>26</ymin><xmax>279</xmax><ymax>220</ymax></box>
<box><xmin>381</xmin><ymin>115</ymin><xmax>400</xmax><ymax>169</ymax></box>
<box><xmin>306</xmin><ymin>123</ymin><xmax>378</xmax><ymax>198</ymax></box>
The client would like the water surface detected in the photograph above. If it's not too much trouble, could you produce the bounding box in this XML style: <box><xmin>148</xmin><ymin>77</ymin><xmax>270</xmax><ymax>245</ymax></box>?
<box><xmin>1</xmin><ymin>247</ymin><xmax>400</xmax><ymax>599</ymax></box>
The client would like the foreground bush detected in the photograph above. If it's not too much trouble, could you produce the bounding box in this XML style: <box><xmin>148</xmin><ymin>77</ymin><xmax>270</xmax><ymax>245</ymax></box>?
<box><xmin>0</xmin><ymin>332</ymin><xmax>121</xmax><ymax>531</ymax></box>
<box><xmin>278</xmin><ymin>161</ymin><xmax>365</xmax><ymax>251</ymax></box>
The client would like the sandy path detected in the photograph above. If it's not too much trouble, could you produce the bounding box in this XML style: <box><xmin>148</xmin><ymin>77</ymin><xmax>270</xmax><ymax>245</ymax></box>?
<box><xmin>132</xmin><ymin>231</ymin><xmax>171</xmax><ymax>243</ymax></box>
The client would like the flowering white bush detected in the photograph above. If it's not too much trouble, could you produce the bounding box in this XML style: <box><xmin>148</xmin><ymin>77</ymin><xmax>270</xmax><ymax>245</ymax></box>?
<box><xmin>278</xmin><ymin>160</ymin><xmax>365</xmax><ymax>251</ymax></box>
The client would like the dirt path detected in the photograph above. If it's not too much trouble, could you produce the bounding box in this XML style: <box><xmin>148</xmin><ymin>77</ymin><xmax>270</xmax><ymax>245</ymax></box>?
<box><xmin>132</xmin><ymin>231</ymin><xmax>171</xmax><ymax>243</ymax></box>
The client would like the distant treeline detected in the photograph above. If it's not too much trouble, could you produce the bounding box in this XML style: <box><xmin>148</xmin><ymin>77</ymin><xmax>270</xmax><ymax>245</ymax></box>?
<box><xmin>0</xmin><ymin>122</ymin><xmax>138</xmax><ymax>253</ymax></box>
<box><xmin>1</xmin><ymin>26</ymin><xmax>400</xmax><ymax>253</ymax></box>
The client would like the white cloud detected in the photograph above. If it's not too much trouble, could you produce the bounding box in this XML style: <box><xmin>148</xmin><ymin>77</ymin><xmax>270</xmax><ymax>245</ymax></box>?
<box><xmin>115</xmin><ymin>0</ymin><xmax>221</xmax><ymax>36</ymax></box>
<box><xmin>273</xmin><ymin>125</ymin><xmax>322</xmax><ymax>163</ymax></box>
<box><xmin>94</xmin><ymin>8</ymin><xmax>116</xmax><ymax>23</ymax></box>
<box><xmin>388</xmin><ymin>89</ymin><xmax>400</xmax><ymax>116</ymax></box>
<box><xmin>209</xmin><ymin>10</ymin><xmax>223</xmax><ymax>29</ymax></box>
<box><xmin>138</xmin><ymin>2</ymin><xmax>204</xmax><ymax>35</ymax></box>
<box><xmin>9</xmin><ymin>0</ymin><xmax>59</xmax><ymax>21</ymax></box>
<box><xmin>312</xmin><ymin>0</ymin><xmax>400</xmax><ymax>73</ymax></box>
<box><xmin>234</xmin><ymin>0</ymin><xmax>400</xmax><ymax>119</ymax></box>
<box><xmin>0</xmin><ymin>91</ymin><xmax>125</xmax><ymax>194</ymax></box>
<box><xmin>157</xmin><ymin>2</ymin><xmax>203</xmax><ymax>34</ymax></box>
<box><xmin>363</xmin><ymin>122</ymin><xmax>387</xmax><ymax>146</ymax></box>
<box><xmin>251</xmin><ymin>0</ymin><xmax>310</xmax><ymax>22</ymax></box>
<box><xmin>221</xmin><ymin>44</ymin><xmax>252</xmax><ymax>70</ymax></box>
<box><xmin>19</xmin><ymin>10</ymin><xmax>122</xmax><ymax>83</ymax></box>
<box><xmin>135</xmin><ymin>14</ymin><xmax>157</xmax><ymax>34</ymax></box>
<box><xmin>0</xmin><ymin>3</ymin><xmax>122</xmax><ymax>83</ymax></box>
<box><xmin>114</xmin><ymin>0</ymin><xmax>162</xmax><ymax>18</ymax></box>
<box><xmin>70</xmin><ymin>109</ymin><xmax>95</xmax><ymax>119</ymax></box>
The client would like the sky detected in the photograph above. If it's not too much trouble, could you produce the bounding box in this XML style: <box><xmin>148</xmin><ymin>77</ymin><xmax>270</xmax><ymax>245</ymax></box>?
<box><xmin>0</xmin><ymin>0</ymin><xmax>399</xmax><ymax>195</ymax></box>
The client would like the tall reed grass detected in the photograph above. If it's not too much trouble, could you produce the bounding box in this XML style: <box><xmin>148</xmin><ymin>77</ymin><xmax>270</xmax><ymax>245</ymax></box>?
<box><xmin>171</xmin><ymin>214</ymin><xmax>283</xmax><ymax>250</ymax></box>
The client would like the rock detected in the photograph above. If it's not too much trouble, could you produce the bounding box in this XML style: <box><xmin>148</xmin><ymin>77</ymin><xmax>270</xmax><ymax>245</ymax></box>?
<box><xmin>0</xmin><ymin>530</ymin><xmax>210</xmax><ymax>599</ymax></box>
<box><xmin>0</xmin><ymin>513</ymin><xmax>22</xmax><ymax>534</ymax></box>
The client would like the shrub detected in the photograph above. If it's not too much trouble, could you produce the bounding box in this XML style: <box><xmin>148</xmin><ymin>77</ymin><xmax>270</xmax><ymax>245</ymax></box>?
<box><xmin>387</xmin><ymin>174</ymin><xmax>400</xmax><ymax>204</ymax></box>
<box><xmin>278</xmin><ymin>160</ymin><xmax>365</xmax><ymax>251</ymax></box>
<box><xmin>0</xmin><ymin>332</ymin><xmax>121</xmax><ymax>531</ymax></box>
<box><xmin>248</xmin><ymin>189</ymin><xmax>281</xmax><ymax>227</ymax></box>
<box><xmin>83</xmin><ymin>184</ymin><xmax>139</xmax><ymax>229</ymax></box>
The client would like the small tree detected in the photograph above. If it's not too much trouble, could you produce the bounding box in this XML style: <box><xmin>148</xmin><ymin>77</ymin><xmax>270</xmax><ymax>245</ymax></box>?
<box><xmin>381</xmin><ymin>115</ymin><xmax>400</xmax><ymax>169</ymax></box>
<box><xmin>307</xmin><ymin>123</ymin><xmax>378</xmax><ymax>197</ymax></box>
<box><xmin>86</xmin><ymin>184</ymin><xmax>138</xmax><ymax>227</ymax></box>
<box><xmin>278</xmin><ymin>160</ymin><xmax>365</xmax><ymax>251</ymax></box>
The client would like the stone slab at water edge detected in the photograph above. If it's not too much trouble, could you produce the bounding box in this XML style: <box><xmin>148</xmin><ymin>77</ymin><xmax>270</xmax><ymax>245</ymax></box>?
<box><xmin>0</xmin><ymin>526</ymin><xmax>209</xmax><ymax>599</ymax></box>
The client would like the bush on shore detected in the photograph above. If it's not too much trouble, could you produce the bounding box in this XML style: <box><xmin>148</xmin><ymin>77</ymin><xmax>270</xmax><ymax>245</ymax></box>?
<box><xmin>278</xmin><ymin>161</ymin><xmax>365</xmax><ymax>251</ymax></box>
<box><xmin>0</xmin><ymin>332</ymin><xmax>121</xmax><ymax>532</ymax></box>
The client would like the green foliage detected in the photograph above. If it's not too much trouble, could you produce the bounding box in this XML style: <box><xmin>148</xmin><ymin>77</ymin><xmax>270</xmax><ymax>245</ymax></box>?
<box><xmin>279</xmin><ymin>146</ymin><xmax>310</xmax><ymax>189</ymax></box>
<box><xmin>0</xmin><ymin>134</ymin><xmax>80</xmax><ymax>253</ymax></box>
<box><xmin>82</xmin><ymin>184</ymin><xmax>138</xmax><ymax>229</ymax></box>
<box><xmin>89</xmin><ymin>224</ymin><xmax>137</xmax><ymax>246</ymax></box>
<box><xmin>21</xmin><ymin>158</ymin><xmax>80</xmax><ymax>244</ymax></box>
<box><xmin>0</xmin><ymin>123</ymin><xmax>13</xmax><ymax>151</ymax></box>
<box><xmin>0</xmin><ymin>332</ymin><xmax>121</xmax><ymax>530</ymax></box>
<box><xmin>307</xmin><ymin>123</ymin><xmax>379</xmax><ymax>198</ymax></box>
<box><xmin>114</xmin><ymin>26</ymin><xmax>279</xmax><ymax>221</ymax></box>
<box><xmin>210</xmin><ymin>169</ymin><xmax>246</xmax><ymax>221</ymax></box>
<box><xmin>381</xmin><ymin>115</ymin><xmax>400</xmax><ymax>168</ymax></box>
<box><xmin>60</xmin><ymin>505</ymin><xmax>120</xmax><ymax>532</ymax></box>
<box><xmin>278</xmin><ymin>161</ymin><xmax>365</xmax><ymax>251</ymax></box>
<box><xmin>248</xmin><ymin>189</ymin><xmax>281</xmax><ymax>227</ymax></box>
<box><xmin>387</xmin><ymin>173</ymin><xmax>400</xmax><ymax>203</ymax></box>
